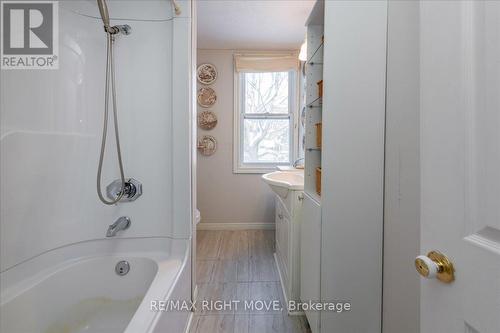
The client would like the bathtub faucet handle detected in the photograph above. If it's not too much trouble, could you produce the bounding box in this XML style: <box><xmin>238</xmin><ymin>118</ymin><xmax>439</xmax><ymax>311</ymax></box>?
<box><xmin>106</xmin><ymin>216</ymin><xmax>131</xmax><ymax>237</ymax></box>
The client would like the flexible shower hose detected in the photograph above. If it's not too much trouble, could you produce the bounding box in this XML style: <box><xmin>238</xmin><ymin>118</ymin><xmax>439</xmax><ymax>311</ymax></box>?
<box><xmin>97</xmin><ymin>33</ymin><xmax>125</xmax><ymax>205</ymax></box>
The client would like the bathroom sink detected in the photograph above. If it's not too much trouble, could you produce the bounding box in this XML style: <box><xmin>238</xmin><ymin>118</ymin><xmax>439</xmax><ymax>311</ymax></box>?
<box><xmin>261</xmin><ymin>170</ymin><xmax>304</xmax><ymax>199</ymax></box>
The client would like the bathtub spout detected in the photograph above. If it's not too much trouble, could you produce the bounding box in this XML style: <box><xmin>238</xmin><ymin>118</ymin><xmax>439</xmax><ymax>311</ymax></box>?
<box><xmin>107</xmin><ymin>216</ymin><xmax>131</xmax><ymax>237</ymax></box>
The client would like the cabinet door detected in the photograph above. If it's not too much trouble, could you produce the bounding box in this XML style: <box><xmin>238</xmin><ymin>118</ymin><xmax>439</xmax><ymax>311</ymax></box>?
<box><xmin>275</xmin><ymin>196</ymin><xmax>283</xmax><ymax>259</ymax></box>
<box><xmin>281</xmin><ymin>213</ymin><xmax>290</xmax><ymax>283</ymax></box>
<box><xmin>275</xmin><ymin>196</ymin><xmax>289</xmax><ymax>286</ymax></box>
<box><xmin>300</xmin><ymin>193</ymin><xmax>321</xmax><ymax>332</ymax></box>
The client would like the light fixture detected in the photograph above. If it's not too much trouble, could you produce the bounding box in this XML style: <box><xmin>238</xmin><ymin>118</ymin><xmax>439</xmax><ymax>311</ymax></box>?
<box><xmin>298</xmin><ymin>41</ymin><xmax>307</xmax><ymax>62</ymax></box>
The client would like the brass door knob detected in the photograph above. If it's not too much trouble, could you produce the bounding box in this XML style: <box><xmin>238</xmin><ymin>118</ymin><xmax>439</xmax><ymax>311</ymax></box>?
<box><xmin>415</xmin><ymin>251</ymin><xmax>455</xmax><ymax>283</ymax></box>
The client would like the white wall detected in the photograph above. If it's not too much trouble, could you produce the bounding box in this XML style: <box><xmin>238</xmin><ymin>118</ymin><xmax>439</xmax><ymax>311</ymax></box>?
<box><xmin>196</xmin><ymin>49</ymin><xmax>275</xmax><ymax>226</ymax></box>
<box><xmin>383</xmin><ymin>1</ymin><xmax>420</xmax><ymax>332</ymax></box>
<box><xmin>0</xmin><ymin>0</ymin><xmax>191</xmax><ymax>272</ymax></box>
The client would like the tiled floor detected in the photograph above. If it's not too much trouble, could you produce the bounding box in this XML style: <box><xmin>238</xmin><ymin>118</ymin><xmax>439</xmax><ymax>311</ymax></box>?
<box><xmin>191</xmin><ymin>230</ymin><xmax>311</xmax><ymax>333</ymax></box>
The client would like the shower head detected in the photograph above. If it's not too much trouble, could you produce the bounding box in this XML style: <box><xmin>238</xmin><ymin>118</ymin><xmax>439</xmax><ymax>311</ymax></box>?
<box><xmin>96</xmin><ymin>0</ymin><xmax>131</xmax><ymax>35</ymax></box>
<box><xmin>96</xmin><ymin>0</ymin><xmax>111</xmax><ymax>29</ymax></box>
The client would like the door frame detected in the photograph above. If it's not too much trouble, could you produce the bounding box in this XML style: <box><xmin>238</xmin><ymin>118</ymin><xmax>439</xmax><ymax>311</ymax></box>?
<box><xmin>190</xmin><ymin>0</ymin><xmax>198</xmax><ymax>303</ymax></box>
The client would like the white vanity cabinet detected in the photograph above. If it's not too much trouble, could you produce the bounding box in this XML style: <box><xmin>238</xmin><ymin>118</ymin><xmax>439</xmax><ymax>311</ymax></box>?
<box><xmin>273</xmin><ymin>190</ymin><xmax>303</xmax><ymax>312</ymax></box>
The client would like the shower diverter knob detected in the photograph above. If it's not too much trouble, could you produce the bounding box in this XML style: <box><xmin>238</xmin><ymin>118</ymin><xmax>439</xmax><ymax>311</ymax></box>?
<box><xmin>106</xmin><ymin>178</ymin><xmax>142</xmax><ymax>202</ymax></box>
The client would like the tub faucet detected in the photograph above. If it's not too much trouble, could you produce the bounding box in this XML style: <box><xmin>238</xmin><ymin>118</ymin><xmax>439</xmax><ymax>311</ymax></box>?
<box><xmin>293</xmin><ymin>158</ymin><xmax>305</xmax><ymax>169</ymax></box>
<box><xmin>107</xmin><ymin>216</ymin><xmax>131</xmax><ymax>237</ymax></box>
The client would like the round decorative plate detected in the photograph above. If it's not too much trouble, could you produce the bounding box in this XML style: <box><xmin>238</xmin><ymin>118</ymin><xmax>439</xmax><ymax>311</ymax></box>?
<box><xmin>197</xmin><ymin>63</ymin><xmax>217</xmax><ymax>85</ymax></box>
<box><xmin>198</xmin><ymin>135</ymin><xmax>217</xmax><ymax>156</ymax></box>
<box><xmin>197</xmin><ymin>87</ymin><xmax>217</xmax><ymax>108</ymax></box>
<box><xmin>198</xmin><ymin>110</ymin><xmax>218</xmax><ymax>130</ymax></box>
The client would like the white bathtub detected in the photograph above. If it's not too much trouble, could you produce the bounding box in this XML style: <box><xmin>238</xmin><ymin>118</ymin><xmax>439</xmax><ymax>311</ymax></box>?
<box><xmin>0</xmin><ymin>237</ymin><xmax>191</xmax><ymax>333</ymax></box>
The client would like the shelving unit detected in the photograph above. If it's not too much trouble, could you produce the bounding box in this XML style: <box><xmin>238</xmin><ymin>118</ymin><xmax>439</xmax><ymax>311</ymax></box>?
<box><xmin>300</xmin><ymin>2</ymin><xmax>388</xmax><ymax>332</ymax></box>
<box><xmin>300</xmin><ymin>2</ymin><xmax>324</xmax><ymax>333</ymax></box>
<box><xmin>304</xmin><ymin>1</ymin><xmax>324</xmax><ymax>205</ymax></box>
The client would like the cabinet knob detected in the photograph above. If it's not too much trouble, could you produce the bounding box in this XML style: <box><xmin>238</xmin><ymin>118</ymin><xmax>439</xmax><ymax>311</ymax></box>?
<box><xmin>278</xmin><ymin>213</ymin><xmax>283</xmax><ymax>219</ymax></box>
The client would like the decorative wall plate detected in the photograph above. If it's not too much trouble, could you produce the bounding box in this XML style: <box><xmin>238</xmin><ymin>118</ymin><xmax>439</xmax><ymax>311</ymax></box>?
<box><xmin>197</xmin><ymin>135</ymin><xmax>217</xmax><ymax>156</ymax></box>
<box><xmin>197</xmin><ymin>63</ymin><xmax>217</xmax><ymax>85</ymax></box>
<box><xmin>197</xmin><ymin>87</ymin><xmax>217</xmax><ymax>107</ymax></box>
<box><xmin>198</xmin><ymin>110</ymin><xmax>218</xmax><ymax>130</ymax></box>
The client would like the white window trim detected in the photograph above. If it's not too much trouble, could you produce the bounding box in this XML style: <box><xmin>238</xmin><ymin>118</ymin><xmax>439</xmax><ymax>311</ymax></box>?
<box><xmin>233</xmin><ymin>69</ymin><xmax>299</xmax><ymax>174</ymax></box>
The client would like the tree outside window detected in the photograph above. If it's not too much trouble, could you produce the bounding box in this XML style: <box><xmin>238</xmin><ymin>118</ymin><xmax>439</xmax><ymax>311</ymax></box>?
<box><xmin>239</xmin><ymin>71</ymin><xmax>293</xmax><ymax>168</ymax></box>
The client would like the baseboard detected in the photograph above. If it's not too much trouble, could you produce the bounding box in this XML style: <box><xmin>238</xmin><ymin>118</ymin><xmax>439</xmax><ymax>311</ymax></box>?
<box><xmin>196</xmin><ymin>222</ymin><xmax>275</xmax><ymax>230</ymax></box>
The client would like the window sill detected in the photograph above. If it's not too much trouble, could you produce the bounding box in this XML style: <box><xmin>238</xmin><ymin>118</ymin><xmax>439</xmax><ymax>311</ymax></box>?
<box><xmin>233</xmin><ymin>166</ymin><xmax>285</xmax><ymax>174</ymax></box>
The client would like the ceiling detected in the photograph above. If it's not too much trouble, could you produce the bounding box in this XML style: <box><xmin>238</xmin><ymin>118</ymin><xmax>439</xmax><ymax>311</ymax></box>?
<box><xmin>197</xmin><ymin>0</ymin><xmax>315</xmax><ymax>50</ymax></box>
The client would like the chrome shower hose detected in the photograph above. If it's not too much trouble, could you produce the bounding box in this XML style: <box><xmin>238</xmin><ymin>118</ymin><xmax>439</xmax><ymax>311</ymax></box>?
<box><xmin>97</xmin><ymin>33</ymin><xmax>125</xmax><ymax>205</ymax></box>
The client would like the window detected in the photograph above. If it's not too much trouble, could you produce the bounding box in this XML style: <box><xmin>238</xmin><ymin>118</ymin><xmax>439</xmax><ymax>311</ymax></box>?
<box><xmin>234</xmin><ymin>69</ymin><xmax>297</xmax><ymax>173</ymax></box>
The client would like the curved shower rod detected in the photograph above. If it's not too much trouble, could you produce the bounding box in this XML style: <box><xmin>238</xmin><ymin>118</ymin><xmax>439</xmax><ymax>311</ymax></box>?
<box><xmin>98</xmin><ymin>0</ymin><xmax>181</xmax><ymax>20</ymax></box>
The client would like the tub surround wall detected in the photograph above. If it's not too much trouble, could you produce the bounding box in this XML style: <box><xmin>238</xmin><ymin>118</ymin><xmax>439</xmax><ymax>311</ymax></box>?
<box><xmin>196</xmin><ymin>49</ymin><xmax>275</xmax><ymax>228</ymax></box>
<box><xmin>0</xmin><ymin>0</ymin><xmax>192</xmax><ymax>272</ymax></box>
<box><xmin>1</xmin><ymin>1</ymin><xmax>194</xmax><ymax>331</ymax></box>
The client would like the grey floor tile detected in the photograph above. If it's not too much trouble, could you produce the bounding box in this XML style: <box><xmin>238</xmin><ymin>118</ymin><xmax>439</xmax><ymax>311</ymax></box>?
<box><xmin>197</xmin><ymin>260</ymin><xmax>216</xmax><ymax>283</ymax></box>
<box><xmin>248</xmin><ymin>314</ymin><xmax>286</xmax><ymax>333</ymax></box>
<box><xmin>194</xmin><ymin>314</ymin><xmax>234</xmax><ymax>333</ymax></box>
<box><xmin>234</xmin><ymin>314</ymin><xmax>249</xmax><ymax>333</ymax></box>
<box><xmin>212</xmin><ymin>260</ymin><xmax>238</xmax><ymax>282</ymax></box>
<box><xmin>195</xmin><ymin>231</ymin><xmax>310</xmax><ymax>332</ymax></box>
<box><xmin>198</xmin><ymin>231</ymin><xmax>223</xmax><ymax>260</ymax></box>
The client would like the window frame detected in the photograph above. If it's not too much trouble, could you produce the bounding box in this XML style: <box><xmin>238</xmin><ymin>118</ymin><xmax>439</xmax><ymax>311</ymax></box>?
<box><xmin>233</xmin><ymin>69</ymin><xmax>298</xmax><ymax>174</ymax></box>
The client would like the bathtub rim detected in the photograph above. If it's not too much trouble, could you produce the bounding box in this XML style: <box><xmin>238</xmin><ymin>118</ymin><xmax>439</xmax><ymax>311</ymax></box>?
<box><xmin>126</xmin><ymin>240</ymin><xmax>191</xmax><ymax>333</ymax></box>
<box><xmin>1</xmin><ymin>236</ymin><xmax>188</xmax><ymax>304</ymax></box>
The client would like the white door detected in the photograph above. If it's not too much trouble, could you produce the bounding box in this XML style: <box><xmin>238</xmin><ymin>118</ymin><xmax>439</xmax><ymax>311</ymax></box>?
<box><xmin>420</xmin><ymin>1</ymin><xmax>500</xmax><ymax>332</ymax></box>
